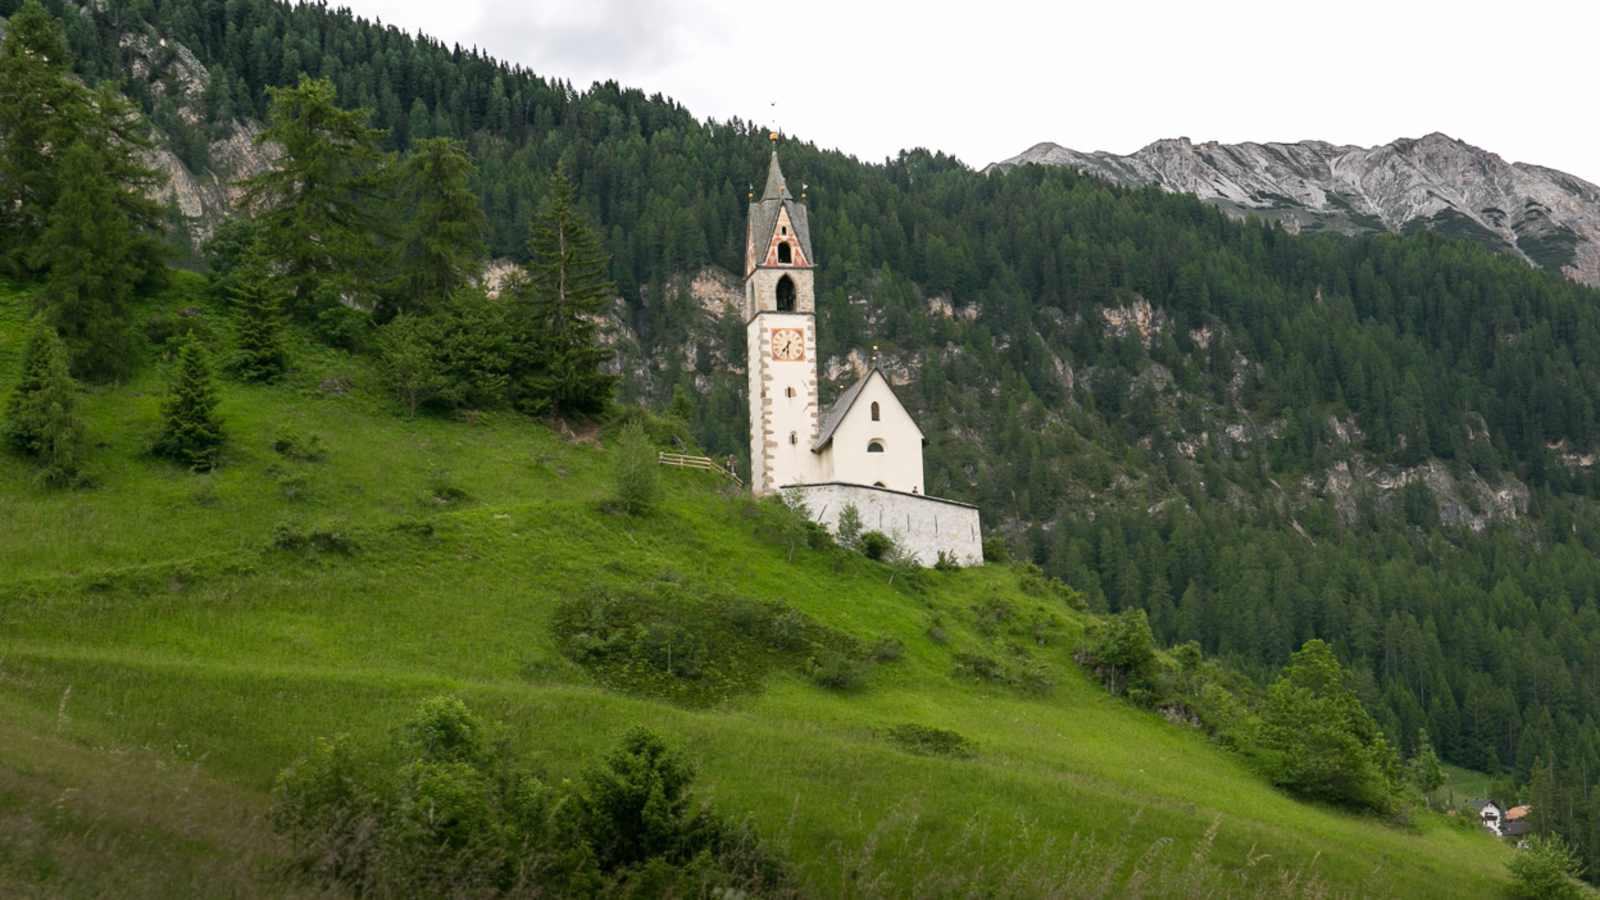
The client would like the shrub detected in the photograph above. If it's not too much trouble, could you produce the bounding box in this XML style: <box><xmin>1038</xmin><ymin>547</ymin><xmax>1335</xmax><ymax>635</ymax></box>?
<box><xmin>1079</xmin><ymin>608</ymin><xmax>1160</xmax><ymax>700</ymax></box>
<box><xmin>1506</xmin><ymin>835</ymin><xmax>1585</xmax><ymax>900</ymax></box>
<box><xmin>1254</xmin><ymin>640</ymin><xmax>1401</xmax><ymax>813</ymax></box>
<box><xmin>859</xmin><ymin>530</ymin><xmax>894</xmax><ymax>561</ymax></box>
<box><xmin>806</xmin><ymin>651</ymin><xmax>868</xmax><ymax>691</ymax></box>
<box><xmin>835</xmin><ymin>503</ymin><xmax>863</xmax><ymax>548</ymax></box>
<box><xmin>152</xmin><ymin>333</ymin><xmax>224</xmax><ymax>471</ymax></box>
<box><xmin>271</xmin><ymin>521</ymin><xmax>358</xmax><ymax>555</ymax></box>
<box><xmin>272</xmin><ymin>427</ymin><xmax>326</xmax><ymax>462</ymax></box>
<box><xmin>884</xmin><ymin>724</ymin><xmax>975</xmax><ymax>758</ymax></box>
<box><xmin>312</xmin><ymin>301</ymin><xmax>367</xmax><ymax>351</ymax></box>
<box><xmin>933</xmin><ymin>550</ymin><xmax>961</xmax><ymax>571</ymax></box>
<box><xmin>981</xmin><ymin>536</ymin><xmax>1009</xmax><ymax>563</ymax></box>
<box><xmin>613</xmin><ymin>420</ymin><xmax>659</xmax><ymax>515</ymax></box>
<box><xmin>868</xmin><ymin>637</ymin><xmax>905</xmax><ymax>663</ymax></box>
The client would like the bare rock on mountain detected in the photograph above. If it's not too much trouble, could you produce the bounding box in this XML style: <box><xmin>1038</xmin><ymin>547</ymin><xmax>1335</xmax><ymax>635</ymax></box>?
<box><xmin>991</xmin><ymin>134</ymin><xmax>1600</xmax><ymax>286</ymax></box>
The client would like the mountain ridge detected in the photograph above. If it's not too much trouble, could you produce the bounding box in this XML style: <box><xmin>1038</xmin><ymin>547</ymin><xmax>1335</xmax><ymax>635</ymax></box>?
<box><xmin>990</xmin><ymin>133</ymin><xmax>1600</xmax><ymax>286</ymax></box>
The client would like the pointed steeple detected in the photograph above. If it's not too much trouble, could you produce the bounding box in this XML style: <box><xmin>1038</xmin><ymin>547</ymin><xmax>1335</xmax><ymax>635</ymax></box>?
<box><xmin>761</xmin><ymin>150</ymin><xmax>793</xmax><ymax>201</ymax></box>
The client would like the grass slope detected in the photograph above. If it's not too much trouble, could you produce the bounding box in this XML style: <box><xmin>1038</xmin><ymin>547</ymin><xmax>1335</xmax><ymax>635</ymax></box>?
<box><xmin>0</xmin><ymin>279</ymin><xmax>1512</xmax><ymax>897</ymax></box>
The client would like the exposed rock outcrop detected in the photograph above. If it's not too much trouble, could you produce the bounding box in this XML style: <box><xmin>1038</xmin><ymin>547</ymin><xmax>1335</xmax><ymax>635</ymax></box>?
<box><xmin>991</xmin><ymin>133</ymin><xmax>1600</xmax><ymax>287</ymax></box>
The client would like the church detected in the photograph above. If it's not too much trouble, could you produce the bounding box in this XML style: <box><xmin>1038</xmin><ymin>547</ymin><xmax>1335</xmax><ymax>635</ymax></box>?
<box><xmin>743</xmin><ymin>141</ymin><xmax>983</xmax><ymax>566</ymax></box>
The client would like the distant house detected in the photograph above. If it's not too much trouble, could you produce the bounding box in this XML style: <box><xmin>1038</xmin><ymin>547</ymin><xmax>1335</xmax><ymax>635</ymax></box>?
<box><xmin>1503</xmin><ymin>805</ymin><xmax>1533</xmax><ymax>839</ymax></box>
<box><xmin>1468</xmin><ymin>799</ymin><xmax>1504</xmax><ymax>837</ymax></box>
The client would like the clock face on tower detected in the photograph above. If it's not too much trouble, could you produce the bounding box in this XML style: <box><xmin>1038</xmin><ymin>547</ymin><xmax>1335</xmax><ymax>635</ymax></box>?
<box><xmin>771</xmin><ymin>328</ymin><xmax>805</xmax><ymax>361</ymax></box>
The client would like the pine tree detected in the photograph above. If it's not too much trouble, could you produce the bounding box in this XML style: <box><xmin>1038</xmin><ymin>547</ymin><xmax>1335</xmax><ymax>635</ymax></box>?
<box><xmin>0</xmin><ymin>0</ymin><xmax>84</xmax><ymax>273</ymax></box>
<box><xmin>242</xmin><ymin>75</ymin><xmax>391</xmax><ymax>316</ymax></box>
<box><xmin>29</xmin><ymin>140</ymin><xmax>142</xmax><ymax>381</ymax></box>
<box><xmin>386</xmin><ymin>137</ymin><xmax>486</xmax><ymax>319</ymax></box>
<box><xmin>3</xmin><ymin>321</ymin><xmax>87</xmax><ymax>487</ymax></box>
<box><xmin>228</xmin><ymin>249</ymin><xmax>289</xmax><ymax>382</ymax></box>
<box><xmin>507</xmin><ymin>167</ymin><xmax>616</xmax><ymax>418</ymax></box>
<box><xmin>153</xmin><ymin>334</ymin><xmax>225</xmax><ymax>471</ymax></box>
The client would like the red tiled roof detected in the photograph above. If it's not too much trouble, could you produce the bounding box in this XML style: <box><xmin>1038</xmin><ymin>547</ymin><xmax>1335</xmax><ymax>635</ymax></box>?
<box><xmin>1506</xmin><ymin>805</ymin><xmax>1532</xmax><ymax>820</ymax></box>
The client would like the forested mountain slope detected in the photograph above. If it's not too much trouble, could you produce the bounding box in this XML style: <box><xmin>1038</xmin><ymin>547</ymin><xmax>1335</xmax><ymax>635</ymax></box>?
<box><xmin>6</xmin><ymin>0</ymin><xmax>1600</xmax><ymax>884</ymax></box>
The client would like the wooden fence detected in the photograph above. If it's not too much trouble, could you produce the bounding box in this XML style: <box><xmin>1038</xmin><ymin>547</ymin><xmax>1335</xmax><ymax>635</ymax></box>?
<box><xmin>658</xmin><ymin>451</ymin><xmax>744</xmax><ymax>489</ymax></box>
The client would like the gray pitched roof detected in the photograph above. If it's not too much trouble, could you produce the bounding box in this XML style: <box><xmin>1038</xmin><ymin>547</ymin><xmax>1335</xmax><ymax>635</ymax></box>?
<box><xmin>747</xmin><ymin>151</ymin><xmax>814</xmax><ymax>269</ymax></box>
<box><xmin>812</xmin><ymin>368</ymin><xmax>923</xmax><ymax>451</ymax></box>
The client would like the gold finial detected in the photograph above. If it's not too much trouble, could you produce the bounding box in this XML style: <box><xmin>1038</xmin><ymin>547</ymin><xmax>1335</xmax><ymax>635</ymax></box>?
<box><xmin>747</xmin><ymin>183</ymin><xmax>754</xmax><ymax>201</ymax></box>
<box><xmin>769</xmin><ymin>130</ymin><xmax>779</xmax><ymax>144</ymax></box>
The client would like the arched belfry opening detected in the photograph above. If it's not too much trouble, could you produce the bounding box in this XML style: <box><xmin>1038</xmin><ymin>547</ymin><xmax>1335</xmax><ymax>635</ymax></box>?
<box><xmin>776</xmin><ymin>275</ymin><xmax>796</xmax><ymax>312</ymax></box>
<box><xmin>870</xmin><ymin>401</ymin><xmax>881</xmax><ymax>421</ymax></box>
<box><xmin>777</xmin><ymin>242</ymin><xmax>792</xmax><ymax>264</ymax></box>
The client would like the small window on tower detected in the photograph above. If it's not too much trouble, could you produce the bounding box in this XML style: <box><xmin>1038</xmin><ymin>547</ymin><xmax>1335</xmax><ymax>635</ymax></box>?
<box><xmin>776</xmin><ymin>275</ymin><xmax>796</xmax><ymax>311</ymax></box>
<box><xmin>870</xmin><ymin>401</ymin><xmax>880</xmax><ymax>421</ymax></box>
<box><xmin>785</xmin><ymin>387</ymin><xmax>795</xmax><ymax>398</ymax></box>
<box><xmin>777</xmin><ymin>242</ymin><xmax>792</xmax><ymax>264</ymax></box>
<box><xmin>867</xmin><ymin>440</ymin><xmax>885</xmax><ymax>453</ymax></box>
<box><xmin>781</xmin><ymin>226</ymin><xmax>788</xmax><ymax>235</ymax></box>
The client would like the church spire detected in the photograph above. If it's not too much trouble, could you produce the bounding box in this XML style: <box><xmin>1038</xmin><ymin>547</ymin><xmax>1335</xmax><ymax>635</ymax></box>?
<box><xmin>761</xmin><ymin>148</ymin><xmax>793</xmax><ymax>201</ymax></box>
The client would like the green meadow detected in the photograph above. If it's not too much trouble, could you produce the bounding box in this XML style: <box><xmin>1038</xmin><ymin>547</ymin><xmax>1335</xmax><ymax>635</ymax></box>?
<box><xmin>0</xmin><ymin>277</ymin><xmax>1513</xmax><ymax>897</ymax></box>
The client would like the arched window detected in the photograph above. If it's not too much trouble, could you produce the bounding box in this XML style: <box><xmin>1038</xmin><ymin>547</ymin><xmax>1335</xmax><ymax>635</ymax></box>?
<box><xmin>775</xmin><ymin>275</ymin><xmax>796</xmax><ymax>311</ymax></box>
<box><xmin>777</xmin><ymin>242</ymin><xmax>792</xmax><ymax>264</ymax></box>
<box><xmin>870</xmin><ymin>401</ymin><xmax>880</xmax><ymax>421</ymax></box>
<box><xmin>867</xmin><ymin>440</ymin><xmax>885</xmax><ymax>453</ymax></box>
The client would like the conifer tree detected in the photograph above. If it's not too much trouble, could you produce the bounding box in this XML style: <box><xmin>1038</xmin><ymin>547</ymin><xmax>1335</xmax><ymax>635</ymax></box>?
<box><xmin>228</xmin><ymin>249</ymin><xmax>289</xmax><ymax>382</ymax></box>
<box><xmin>0</xmin><ymin>0</ymin><xmax>83</xmax><ymax>273</ymax></box>
<box><xmin>507</xmin><ymin>167</ymin><xmax>616</xmax><ymax>418</ymax></box>
<box><xmin>153</xmin><ymin>334</ymin><xmax>225</xmax><ymax>471</ymax></box>
<box><xmin>385</xmin><ymin>137</ymin><xmax>485</xmax><ymax>319</ymax></box>
<box><xmin>29</xmin><ymin>140</ymin><xmax>143</xmax><ymax>381</ymax></box>
<box><xmin>242</xmin><ymin>75</ymin><xmax>391</xmax><ymax>316</ymax></box>
<box><xmin>3</xmin><ymin>322</ymin><xmax>87</xmax><ymax>487</ymax></box>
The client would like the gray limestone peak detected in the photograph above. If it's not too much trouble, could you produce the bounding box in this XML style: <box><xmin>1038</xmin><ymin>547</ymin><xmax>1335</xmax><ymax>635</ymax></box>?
<box><xmin>988</xmin><ymin>134</ymin><xmax>1600</xmax><ymax>287</ymax></box>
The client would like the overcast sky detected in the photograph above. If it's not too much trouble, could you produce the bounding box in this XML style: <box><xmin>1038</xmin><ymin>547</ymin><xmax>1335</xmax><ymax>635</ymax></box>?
<box><xmin>335</xmin><ymin>0</ymin><xmax>1599</xmax><ymax>184</ymax></box>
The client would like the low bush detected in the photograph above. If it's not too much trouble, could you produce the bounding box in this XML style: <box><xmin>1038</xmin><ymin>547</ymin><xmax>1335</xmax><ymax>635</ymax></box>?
<box><xmin>272</xmin><ymin>427</ymin><xmax>327</xmax><ymax>462</ymax></box>
<box><xmin>884</xmin><ymin>724</ymin><xmax>975</xmax><ymax>758</ymax></box>
<box><xmin>553</xmin><ymin>590</ymin><xmax>861</xmax><ymax>705</ymax></box>
<box><xmin>271</xmin><ymin>521</ymin><xmax>359</xmax><ymax>555</ymax></box>
<box><xmin>858</xmin><ymin>530</ymin><xmax>894</xmax><ymax>561</ymax></box>
<box><xmin>272</xmin><ymin>697</ymin><xmax>793</xmax><ymax>898</ymax></box>
<box><xmin>805</xmin><ymin>651</ymin><xmax>868</xmax><ymax>692</ymax></box>
<box><xmin>867</xmin><ymin>637</ymin><xmax>905</xmax><ymax>663</ymax></box>
<box><xmin>1506</xmin><ymin>834</ymin><xmax>1586</xmax><ymax>900</ymax></box>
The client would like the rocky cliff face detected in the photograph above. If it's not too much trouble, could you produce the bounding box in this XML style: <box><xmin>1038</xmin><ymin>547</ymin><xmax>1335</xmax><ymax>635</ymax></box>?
<box><xmin>991</xmin><ymin>134</ymin><xmax>1600</xmax><ymax>286</ymax></box>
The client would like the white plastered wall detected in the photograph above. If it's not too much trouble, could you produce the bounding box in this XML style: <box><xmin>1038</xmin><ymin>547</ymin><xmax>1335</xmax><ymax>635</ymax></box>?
<box><xmin>788</xmin><ymin>483</ymin><xmax>982</xmax><ymax>566</ymax></box>
<box><xmin>817</xmin><ymin>375</ymin><xmax>925</xmax><ymax>494</ymax></box>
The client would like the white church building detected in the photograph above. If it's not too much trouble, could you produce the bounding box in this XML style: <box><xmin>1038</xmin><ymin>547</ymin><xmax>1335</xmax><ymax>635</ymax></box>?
<box><xmin>743</xmin><ymin>143</ymin><xmax>982</xmax><ymax>565</ymax></box>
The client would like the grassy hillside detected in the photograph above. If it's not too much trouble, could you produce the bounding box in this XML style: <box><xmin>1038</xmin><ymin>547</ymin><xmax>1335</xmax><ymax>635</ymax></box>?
<box><xmin>0</xmin><ymin>279</ymin><xmax>1514</xmax><ymax>897</ymax></box>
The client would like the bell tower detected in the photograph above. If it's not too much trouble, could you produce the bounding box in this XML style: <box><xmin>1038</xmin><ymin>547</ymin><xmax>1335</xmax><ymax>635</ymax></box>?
<box><xmin>746</xmin><ymin>136</ymin><xmax>819</xmax><ymax>494</ymax></box>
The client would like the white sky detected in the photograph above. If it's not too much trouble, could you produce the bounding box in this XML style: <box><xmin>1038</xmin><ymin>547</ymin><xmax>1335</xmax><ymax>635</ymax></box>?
<box><xmin>334</xmin><ymin>0</ymin><xmax>1600</xmax><ymax>184</ymax></box>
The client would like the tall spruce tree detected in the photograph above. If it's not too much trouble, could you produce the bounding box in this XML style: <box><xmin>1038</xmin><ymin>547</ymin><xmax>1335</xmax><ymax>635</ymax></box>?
<box><xmin>386</xmin><ymin>137</ymin><xmax>486</xmax><ymax>319</ymax></box>
<box><xmin>228</xmin><ymin>249</ymin><xmax>289</xmax><ymax>382</ymax></box>
<box><xmin>153</xmin><ymin>334</ymin><xmax>224</xmax><ymax>471</ymax></box>
<box><xmin>0</xmin><ymin>2</ymin><xmax>164</xmax><ymax>281</ymax></box>
<box><xmin>0</xmin><ymin>0</ymin><xmax>83</xmax><ymax>274</ymax></box>
<box><xmin>29</xmin><ymin>140</ymin><xmax>143</xmax><ymax>381</ymax></box>
<box><xmin>242</xmin><ymin>75</ymin><xmax>391</xmax><ymax>317</ymax></box>
<box><xmin>507</xmin><ymin>167</ymin><xmax>616</xmax><ymax>418</ymax></box>
<box><xmin>3</xmin><ymin>321</ymin><xmax>87</xmax><ymax>487</ymax></box>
